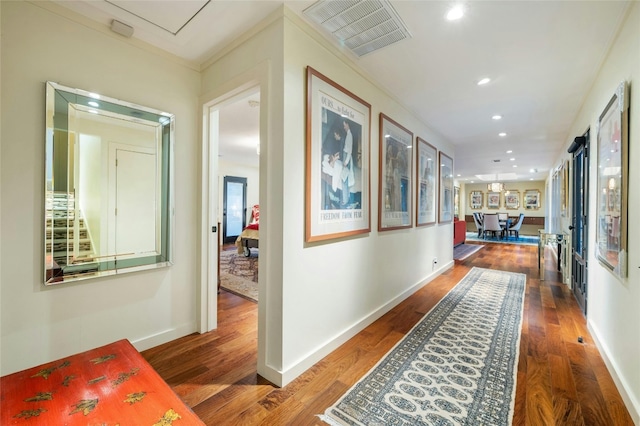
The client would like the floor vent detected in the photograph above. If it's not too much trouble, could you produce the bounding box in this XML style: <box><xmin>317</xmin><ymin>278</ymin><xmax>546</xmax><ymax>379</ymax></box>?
<box><xmin>303</xmin><ymin>0</ymin><xmax>411</xmax><ymax>57</ymax></box>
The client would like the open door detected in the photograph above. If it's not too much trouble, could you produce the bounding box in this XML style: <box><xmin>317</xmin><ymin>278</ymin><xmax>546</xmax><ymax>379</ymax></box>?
<box><xmin>568</xmin><ymin>133</ymin><xmax>589</xmax><ymax>315</ymax></box>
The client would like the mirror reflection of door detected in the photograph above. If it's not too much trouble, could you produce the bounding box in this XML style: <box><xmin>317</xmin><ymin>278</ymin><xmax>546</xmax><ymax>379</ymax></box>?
<box><xmin>223</xmin><ymin>176</ymin><xmax>247</xmax><ymax>244</ymax></box>
<box><xmin>569</xmin><ymin>132</ymin><xmax>589</xmax><ymax>315</ymax></box>
<box><xmin>115</xmin><ymin>148</ymin><xmax>157</xmax><ymax>255</ymax></box>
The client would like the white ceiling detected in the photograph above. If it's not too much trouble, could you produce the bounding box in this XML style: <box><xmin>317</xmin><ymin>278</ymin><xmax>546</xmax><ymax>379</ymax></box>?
<box><xmin>54</xmin><ymin>0</ymin><xmax>632</xmax><ymax>183</ymax></box>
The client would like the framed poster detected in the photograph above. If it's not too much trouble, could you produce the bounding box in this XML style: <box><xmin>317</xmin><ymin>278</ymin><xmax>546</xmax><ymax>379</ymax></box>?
<box><xmin>438</xmin><ymin>152</ymin><xmax>453</xmax><ymax>223</ymax></box>
<box><xmin>379</xmin><ymin>113</ymin><xmax>413</xmax><ymax>230</ymax></box>
<box><xmin>305</xmin><ymin>66</ymin><xmax>371</xmax><ymax>242</ymax></box>
<box><xmin>595</xmin><ymin>81</ymin><xmax>628</xmax><ymax>278</ymax></box>
<box><xmin>505</xmin><ymin>191</ymin><xmax>520</xmax><ymax>209</ymax></box>
<box><xmin>487</xmin><ymin>191</ymin><xmax>501</xmax><ymax>209</ymax></box>
<box><xmin>524</xmin><ymin>189</ymin><xmax>540</xmax><ymax>210</ymax></box>
<box><xmin>469</xmin><ymin>191</ymin><xmax>483</xmax><ymax>209</ymax></box>
<box><xmin>416</xmin><ymin>137</ymin><xmax>437</xmax><ymax>226</ymax></box>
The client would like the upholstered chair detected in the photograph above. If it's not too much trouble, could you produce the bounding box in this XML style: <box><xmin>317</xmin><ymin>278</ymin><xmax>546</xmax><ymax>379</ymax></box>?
<box><xmin>508</xmin><ymin>213</ymin><xmax>525</xmax><ymax>239</ymax></box>
<box><xmin>483</xmin><ymin>214</ymin><xmax>502</xmax><ymax>239</ymax></box>
<box><xmin>472</xmin><ymin>212</ymin><xmax>484</xmax><ymax>238</ymax></box>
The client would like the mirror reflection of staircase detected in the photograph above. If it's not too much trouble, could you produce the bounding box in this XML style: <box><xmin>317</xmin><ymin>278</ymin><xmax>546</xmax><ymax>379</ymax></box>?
<box><xmin>45</xmin><ymin>192</ymin><xmax>95</xmax><ymax>278</ymax></box>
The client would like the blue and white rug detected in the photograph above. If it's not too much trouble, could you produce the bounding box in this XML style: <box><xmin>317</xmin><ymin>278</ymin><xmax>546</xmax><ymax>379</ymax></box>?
<box><xmin>465</xmin><ymin>232</ymin><xmax>539</xmax><ymax>246</ymax></box>
<box><xmin>320</xmin><ymin>267</ymin><xmax>526</xmax><ymax>426</ymax></box>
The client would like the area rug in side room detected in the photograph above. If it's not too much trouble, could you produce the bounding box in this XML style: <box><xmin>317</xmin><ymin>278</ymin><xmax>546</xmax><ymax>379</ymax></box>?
<box><xmin>220</xmin><ymin>272</ymin><xmax>258</xmax><ymax>302</ymax></box>
<box><xmin>453</xmin><ymin>243</ymin><xmax>484</xmax><ymax>261</ymax></box>
<box><xmin>319</xmin><ymin>267</ymin><xmax>526</xmax><ymax>426</ymax></box>
<box><xmin>219</xmin><ymin>249</ymin><xmax>258</xmax><ymax>302</ymax></box>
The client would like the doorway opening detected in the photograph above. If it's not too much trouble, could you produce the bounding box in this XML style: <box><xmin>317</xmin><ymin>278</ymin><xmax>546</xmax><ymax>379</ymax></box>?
<box><xmin>201</xmin><ymin>85</ymin><xmax>261</xmax><ymax>332</ymax></box>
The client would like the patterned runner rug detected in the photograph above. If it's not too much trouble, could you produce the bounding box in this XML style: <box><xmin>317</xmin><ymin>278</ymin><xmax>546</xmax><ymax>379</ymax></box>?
<box><xmin>320</xmin><ymin>267</ymin><xmax>526</xmax><ymax>426</ymax></box>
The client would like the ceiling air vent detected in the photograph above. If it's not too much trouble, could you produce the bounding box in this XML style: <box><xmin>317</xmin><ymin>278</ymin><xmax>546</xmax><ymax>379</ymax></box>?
<box><xmin>303</xmin><ymin>0</ymin><xmax>411</xmax><ymax>57</ymax></box>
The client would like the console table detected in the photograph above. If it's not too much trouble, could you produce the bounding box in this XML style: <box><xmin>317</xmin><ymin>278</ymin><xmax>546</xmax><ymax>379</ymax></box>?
<box><xmin>0</xmin><ymin>339</ymin><xmax>204</xmax><ymax>425</ymax></box>
<box><xmin>538</xmin><ymin>230</ymin><xmax>569</xmax><ymax>282</ymax></box>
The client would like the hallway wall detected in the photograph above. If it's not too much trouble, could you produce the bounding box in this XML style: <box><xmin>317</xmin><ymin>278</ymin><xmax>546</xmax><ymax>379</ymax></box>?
<box><xmin>550</xmin><ymin>2</ymin><xmax>640</xmax><ymax>421</ymax></box>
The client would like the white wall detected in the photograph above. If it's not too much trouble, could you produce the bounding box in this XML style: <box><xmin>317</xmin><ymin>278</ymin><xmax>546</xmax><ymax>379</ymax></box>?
<box><xmin>550</xmin><ymin>3</ymin><xmax>640</xmax><ymax>422</ymax></box>
<box><xmin>0</xmin><ymin>2</ymin><xmax>201</xmax><ymax>374</ymax></box>
<box><xmin>278</xmin><ymin>12</ymin><xmax>455</xmax><ymax>384</ymax></box>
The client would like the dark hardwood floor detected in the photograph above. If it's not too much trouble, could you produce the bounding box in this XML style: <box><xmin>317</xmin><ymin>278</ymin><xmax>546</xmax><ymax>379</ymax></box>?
<box><xmin>142</xmin><ymin>242</ymin><xmax>634</xmax><ymax>425</ymax></box>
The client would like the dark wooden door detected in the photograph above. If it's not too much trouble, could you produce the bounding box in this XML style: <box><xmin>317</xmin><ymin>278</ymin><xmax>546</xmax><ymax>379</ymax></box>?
<box><xmin>569</xmin><ymin>132</ymin><xmax>589</xmax><ymax>315</ymax></box>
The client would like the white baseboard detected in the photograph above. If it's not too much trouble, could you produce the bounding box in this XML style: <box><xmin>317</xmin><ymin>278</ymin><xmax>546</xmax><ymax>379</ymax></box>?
<box><xmin>588</xmin><ymin>320</ymin><xmax>640</xmax><ymax>425</ymax></box>
<box><xmin>131</xmin><ymin>322</ymin><xmax>197</xmax><ymax>353</ymax></box>
<box><xmin>276</xmin><ymin>261</ymin><xmax>454</xmax><ymax>387</ymax></box>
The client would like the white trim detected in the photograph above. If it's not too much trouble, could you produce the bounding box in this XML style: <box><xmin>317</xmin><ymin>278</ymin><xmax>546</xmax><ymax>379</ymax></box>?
<box><xmin>276</xmin><ymin>261</ymin><xmax>454</xmax><ymax>386</ymax></box>
<box><xmin>588</xmin><ymin>320</ymin><xmax>640</xmax><ymax>424</ymax></box>
<box><xmin>131</xmin><ymin>322</ymin><xmax>198</xmax><ymax>352</ymax></box>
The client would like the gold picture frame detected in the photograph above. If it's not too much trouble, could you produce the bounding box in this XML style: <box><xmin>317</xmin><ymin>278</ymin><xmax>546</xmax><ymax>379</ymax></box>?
<box><xmin>469</xmin><ymin>190</ymin><xmax>483</xmax><ymax>209</ymax></box>
<box><xmin>505</xmin><ymin>191</ymin><xmax>520</xmax><ymax>210</ymax></box>
<box><xmin>524</xmin><ymin>189</ymin><xmax>540</xmax><ymax>210</ymax></box>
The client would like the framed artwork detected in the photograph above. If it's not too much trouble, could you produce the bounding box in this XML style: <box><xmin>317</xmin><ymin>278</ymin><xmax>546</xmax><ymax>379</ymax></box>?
<box><xmin>438</xmin><ymin>152</ymin><xmax>453</xmax><ymax>223</ymax></box>
<box><xmin>454</xmin><ymin>186</ymin><xmax>460</xmax><ymax>218</ymax></box>
<box><xmin>524</xmin><ymin>189</ymin><xmax>540</xmax><ymax>210</ymax></box>
<box><xmin>505</xmin><ymin>191</ymin><xmax>520</xmax><ymax>209</ymax></box>
<box><xmin>487</xmin><ymin>192</ymin><xmax>501</xmax><ymax>209</ymax></box>
<box><xmin>305</xmin><ymin>66</ymin><xmax>371</xmax><ymax>242</ymax></box>
<box><xmin>595</xmin><ymin>81</ymin><xmax>628</xmax><ymax>278</ymax></box>
<box><xmin>379</xmin><ymin>113</ymin><xmax>413</xmax><ymax>230</ymax></box>
<box><xmin>416</xmin><ymin>137</ymin><xmax>437</xmax><ymax>226</ymax></box>
<box><xmin>561</xmin><ymin>160</ymin><xmax>569</xmax><ymax>216</ymax></box>
<box><xmin>469</xmin><ymin>191</ymin><xmax>483</xmax><ymax>209</ymax></box>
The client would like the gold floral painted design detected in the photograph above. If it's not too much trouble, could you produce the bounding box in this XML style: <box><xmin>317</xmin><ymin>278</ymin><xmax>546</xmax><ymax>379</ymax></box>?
<box><xmin>153</xmin><ymin>409</ymin><xmax>182</xmax><ymax>425</ymax></box>
<box><xmin>70</xmin><ymin>398</ymin><xmax>98</xmax><ymax>416</ymax></box>
<box><xmin>88</xmin><ymin>375</ymin><xmax>106</xmax><ymax>385</ymax></box>
<box><xmin>31</xmin><ymin>366</ymin><xmax>56</xmax><ymax>380</ymax></box>
<box><xmin>30</xmin><ymin>360</ymin><xmax>71</xmax><ymax>379</ymax></box>
<box><xmin>62</xmin><ymin>374</ymin><xmax>76</xmax><ymax>387</ymax></box>
<box><xmin>14</xmin><ymin>408</ymin><xmax>47</xmax><ymax>419</ymax></box>
<box><xmin>90</xmin><ymin>354</ymin><xmax>116</xmax><ymax>364</ymax></box>
<box><xmin>111</xmin><ymin>368</ymin><xmax>139</xmax><ymax>387</ymax></box>
<box><xmin>124</xmin><ymin>392</ymin><xmax>146</xmax><ymax>405</ymax></box>
<box><xmin>24</xmin><ymin>392</ymin><xmax>53</xmax><ymax>402</ymax></box>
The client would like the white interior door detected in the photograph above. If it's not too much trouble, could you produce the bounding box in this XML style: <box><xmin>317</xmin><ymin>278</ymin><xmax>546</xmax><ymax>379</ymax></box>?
<box><xmin>115</xmin><ymin>148</ymin><xmax>157</xmax><ymax>255</ymax></box>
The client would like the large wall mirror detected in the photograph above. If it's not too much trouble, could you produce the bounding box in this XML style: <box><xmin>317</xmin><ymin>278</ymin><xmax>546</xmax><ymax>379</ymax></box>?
<box><xmin>45</xmin><ymin>81</ymin><xmax>174</xmax><ymax>285</ymax></box>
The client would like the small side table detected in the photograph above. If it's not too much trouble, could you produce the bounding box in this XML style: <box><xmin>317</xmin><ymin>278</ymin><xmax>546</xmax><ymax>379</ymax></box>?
<box><xmin>538</xmin><ymin>230</ymin><xmax>568</xmax><ymax>281</ymax></box>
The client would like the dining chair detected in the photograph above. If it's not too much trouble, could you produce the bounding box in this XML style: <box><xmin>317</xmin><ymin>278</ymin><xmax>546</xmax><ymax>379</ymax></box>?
<box><xmin>483</xmin><ymin>214</ymin><xmax>502</xmax><ymax>239</ymax></box>
<box><xmin>497</xmin><ymin>212</ymin><xmax>508</xmax><ymax>222</ymax></box>
<box><xmin>508</xmin><ymin>213</ymin><xmax>525</xmax><ymax>239</ymax></box>
<box><xmin>472</xmin><ymin>212</ymin><xmax>484</xmax><ymax>238</ymax></box>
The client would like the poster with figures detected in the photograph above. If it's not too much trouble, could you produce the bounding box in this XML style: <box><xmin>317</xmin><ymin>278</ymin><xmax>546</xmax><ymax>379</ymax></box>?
<box><xmin>379</xmin><ymin>113</ymin><xmax>413</xmax><ymax>230</ymax></box>
<box><xmin>306</xmin><ymin>67</ymin><xmax>371</xmax><ymax>242</ymax></box>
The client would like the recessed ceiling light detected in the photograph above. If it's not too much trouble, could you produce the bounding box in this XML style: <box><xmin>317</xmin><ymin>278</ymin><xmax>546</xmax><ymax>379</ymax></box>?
<box><xmin>457</xmin><ymin>174</ymin><xmax>461</xmax><ymax>177</ymax></box>
<box><xmin>510</xmin><ymin>158</ymin><xmax>515</xmax><ymax>161</ymax></box>
<box><xmin>88</xmin><ymin>101</ymin><xmax>99</xmax><ymax>107</ymax></box>
<box><xmin>477</xmin><ymin>77</ymin><xmax>491</xmax><ymax>86</ymax></box>
<box><xmin>530</xmin><ymin>178</ymin><xmax>534</xmax><ymax>181</ymax></box>
<box><xmin>530</xmin><ymin>168</ymin><xmax>538</xmax><ymax>173</ymax></box>
<box><xmin>506</xmin><ymin>150</ymin><xmax>513</xmax><ymax>153</ymax></box>
<box><xmin>492</xmin><ymin>115</ymin><xmax>502</xmax><ymax>120</ymax></box>
<box><xmin>499</xmin><ymin>132</ymin><xmax>507</xmax><ymax>137</ymax></box>
<box><xmin>513</xmin><ymin>165</ymin><xmax>518</xmax><ymax>168</ymax></box>
<box><xmin>446</xmin><ymin>5</ymin><xmax>464</xmax><ymax>20</ymax></box>
<box><xmin>470</xmin><ymin>180</ymin><xmax>475</xmax><ymax>183</ymax></box>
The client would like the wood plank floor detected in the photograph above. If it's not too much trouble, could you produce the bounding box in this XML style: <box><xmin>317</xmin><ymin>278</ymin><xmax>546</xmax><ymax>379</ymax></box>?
<box><xmin>142</xmin><ymin>242</ymin><xmax>634</xmax><ymax>425</ymax></box>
